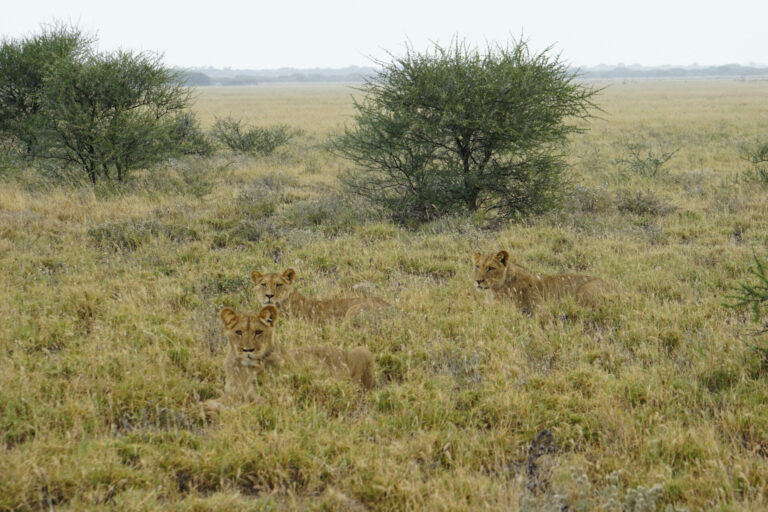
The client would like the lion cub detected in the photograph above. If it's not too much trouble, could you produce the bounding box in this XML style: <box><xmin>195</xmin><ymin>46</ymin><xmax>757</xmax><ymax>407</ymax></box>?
<box><xmin>203</xmin><ymin>305</ymin><xmax>375</xmax><ymax>413</ymax></box>
<box><xmin>472</xmin><ymin>250</ymin><xmax>612</xmax><ymax>313</ymax></box>
<box><xmin>251</xmin><ymin>268</ymin><xmax>390</xmax><ymax>322</ymax></box>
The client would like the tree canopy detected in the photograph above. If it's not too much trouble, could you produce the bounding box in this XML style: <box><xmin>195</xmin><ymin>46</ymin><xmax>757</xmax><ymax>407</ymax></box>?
<box><xmin>333</xmin><ymin>39</ymin><xmax>599</xmax><ymax>223</ymax></box>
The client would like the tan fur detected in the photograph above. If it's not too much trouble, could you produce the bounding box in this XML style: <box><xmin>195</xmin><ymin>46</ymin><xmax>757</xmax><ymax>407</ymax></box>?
<box><xmin>203</xmin><ymin>305</ymin><xmax>375</xmax><ymax>414</ymax></box>
<box><xmin>472</xmin><ymin>250</ymin><xmax>613</xmax><ymax>313</ymax></box>
<box><xmin>281</xmin><ymin>345</ymin><xmax>376</xmax><ymax>390</ymax></box>
<box><xmin>251</xmin><ymin>268</ymin><xmax>391</xmax><ymax>323</ymax></box>
<box><xmin>202</xmin><ymin>305</ymin><xmax>281</xmax><ymax>414</ymax></box>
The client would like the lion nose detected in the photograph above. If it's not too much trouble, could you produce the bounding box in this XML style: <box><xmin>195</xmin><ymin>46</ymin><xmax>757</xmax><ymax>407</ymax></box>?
<box><xmin>265</xmin><ymin>293</ymin><xmax>274</xmax><ymax>299</ymax></box>
<box><xmin>476</xmin><ymin>280</ymin><xmax>483</xmax><ymax>285</ymax></box>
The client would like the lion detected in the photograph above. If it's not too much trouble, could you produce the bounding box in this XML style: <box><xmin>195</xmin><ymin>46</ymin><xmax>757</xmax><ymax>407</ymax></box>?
<box><xmin>472</xmin><ymin>250</ymin><xmax>613</xmax><ymax>313</ymax></box>
<box><xmin>203</xmin><ymin>305</ymin><xmax>375</xmax><ymax>414</ymax></box>
<box><xmin>251</xmin><ymin>268</ymin><xmax>391</xmax><ymax>323</ymax></box>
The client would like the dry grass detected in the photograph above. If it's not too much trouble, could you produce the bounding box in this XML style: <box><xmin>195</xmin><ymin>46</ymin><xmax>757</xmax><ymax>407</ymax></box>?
<box><xmin>2</xmin><ymin>80</ymin><xmax>768</xmax><ymax>511</ymax></box>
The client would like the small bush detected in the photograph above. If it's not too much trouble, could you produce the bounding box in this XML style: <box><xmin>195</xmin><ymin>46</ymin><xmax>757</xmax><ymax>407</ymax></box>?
<box><xmin>238</xmin><ymin>197</ymin><xmax>277</xmax><ymax>219</ymax></box>
<box><xmin>743</xmin><ymin>165</ymin><xmax>768</xmax><ymax>185</ymax></box>
<box><xmin>741</xmin><ymin>139</ymin><xmax>768</xmax><ymax>164</ymax></box>
<box><xmin>520</xmin><ymin>466</ymin><xmax>669</xmax><ymax>512</ymax></box>
<box><xmin>165</xmin><ymin>162</ymin><xmax>218</xmax><ymax>197</ymax></box>
<box><xmin>199</xmin><ymin>274</ymin><xmax>251</xmax><ymax>297</ymax></box>
<box><xmin>282</xmin><ymin>192</ymin><xmax>368</xmax><ymax>234</ymax></box>
<box><xmin>740</xmin><ymin>140</ymin><xmax>768</xmax><ymax>185</ymax></box>
<box><xmin>237</xmin><ymin>171</ymin><xmax>298</xmax><ymax>207</ymax></box>
<box><xmin>728</xmin><ymin>252</ymin><xmax>768</xmax><ymax>324</ymax></box>
<box><xmin>123</xmin><ymin>159</ymin><xmax>220</xmax><ymax>198</ymax></box>
<box><xmin>569</xmin><ymin>185</ymin><xmax>613</xmax><ymax>214</ymax></box>
<box><xmin>210</xmin><ymin>219</ymin><xmax>282</xmax><ymax>248</ymax></box>
<box><xmin>376</xmin><ymin>354</ymin><xmax>406</xmax><ymax>383</ymax></box>
<box><xmin>229</xmin><ymin>219</ymin><xmax>279</xmax><ymax>242</ymax></box>
<box><xmin>169</xmin><ymin>112</ymin><xmax>215</xmax><ymax>158</ymax></box>
<box><xmin>88</xmin><ymin>220</ymin><xmax>199</xmax><ymax>251</ymax></box>
<box><xmin>210</xmin><ymin>117</ymin><xmax>294</xmax><ymax>155</ymax></box>
<box><xmin>234</xmin><ymin>171</ymin><xmax>299</xmax><ymax>219</ymax></box>
<box><xmin>726</xmin><ymin>253</ymin><xmax>768</xmax><ymax>375</ymax></box>
<box><xmin>615</xmin><ymin>189</ymin><xmax>672</xmax><ymax>216</ymax></box>
<box><xmin>615</xmin><ymin>141</ymin><xmax>678</xmax><ymax>178</ymax></box>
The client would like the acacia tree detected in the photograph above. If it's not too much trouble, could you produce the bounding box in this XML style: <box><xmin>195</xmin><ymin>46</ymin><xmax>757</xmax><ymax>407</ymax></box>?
<box><xmin>1</xmin><ymin>24</ymin><xmax>203</xmax><ymax>184</ymax></box>
<box><xmin>332</xmin><ymin>39</ymin><xmax>599</xmax><ymax>223</ymax></box>
<box><xmin>38</xmin><ymin>50</ymin><xmax>192</xmax><ymax>183</ymax></box>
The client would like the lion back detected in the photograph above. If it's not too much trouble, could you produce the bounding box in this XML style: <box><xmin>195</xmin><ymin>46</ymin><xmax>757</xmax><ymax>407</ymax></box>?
<box><xmin>573</xmin><ymin>278</ymin><xmax>614</xmax><ymax>307</ymax></box>
<box><xmin>540</xmin><ymin>273</ymin><xmax>613</xmax><ymax>307</ymax></box>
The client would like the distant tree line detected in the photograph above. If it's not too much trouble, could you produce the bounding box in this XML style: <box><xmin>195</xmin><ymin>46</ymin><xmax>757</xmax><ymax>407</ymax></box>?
<box><xmin>581</xmin><ymin>64</ymin><xmax>768</xmax><ymax>80</ymax></box>
<box><xmin>181</xmin><ymin>67</ymin><xmax>377</xmax><ymax>86</ymax></box>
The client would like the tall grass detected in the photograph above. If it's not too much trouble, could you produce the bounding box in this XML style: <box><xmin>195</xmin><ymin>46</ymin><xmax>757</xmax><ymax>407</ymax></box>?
<box><xmin>1</xmin><ymin>81</ymin><xmax>768</xmax><ymax>510</ymax></box>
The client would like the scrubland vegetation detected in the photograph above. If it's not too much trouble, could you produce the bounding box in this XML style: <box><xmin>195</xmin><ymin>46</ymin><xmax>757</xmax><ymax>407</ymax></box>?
<box><xmin>1</xmin><ymin>80</ymin><xmax>768</xmax><ymax>510</ymax></box>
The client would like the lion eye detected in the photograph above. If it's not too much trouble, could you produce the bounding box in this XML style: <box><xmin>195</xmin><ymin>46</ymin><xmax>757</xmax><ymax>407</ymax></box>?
<box><xmin>260</xmin><ymin>283</ymin><xmax>266</xmax><ymax>288</ymax></box>
<box><xmin>275</xmin><ymin>283</ymin><xmax>282</xmax><ymax>288</ymax></box>
<box><xmin>254</xmin><ymin>330</ymin><xmax>263</xmax><ymax>335</ymax></box>
<box><xmin>487</xmin><ymin>267</ymin><xmax>494</xmax><ymax>272</ymax></box>
<box><xmin>235</xmin><ymin>330</ymin><xmax>243</xmax><ymax>336</ymax></box>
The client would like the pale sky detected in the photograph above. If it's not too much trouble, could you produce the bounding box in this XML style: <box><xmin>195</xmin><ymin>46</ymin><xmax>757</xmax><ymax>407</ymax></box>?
<box><xmin>3</xmin><ymin>0</ymin><xmax>767</xmax><ymax>69</ymax></box>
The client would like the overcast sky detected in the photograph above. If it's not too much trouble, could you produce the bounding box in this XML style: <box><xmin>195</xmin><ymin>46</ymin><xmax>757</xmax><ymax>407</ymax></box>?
<box><xmin>3</xmin><ymin>0</ymin><xmax>767</xmax><ymax>69</ymax></box>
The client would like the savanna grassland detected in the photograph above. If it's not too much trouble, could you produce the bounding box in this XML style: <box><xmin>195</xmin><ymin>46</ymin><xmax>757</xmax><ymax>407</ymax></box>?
<box><xmin>2</xmin><ymin>80</ymin><xmax>768</xmax><ymax>511</ymax></box>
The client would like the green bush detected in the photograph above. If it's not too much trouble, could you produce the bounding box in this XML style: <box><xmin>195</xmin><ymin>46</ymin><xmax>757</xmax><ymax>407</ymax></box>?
<box><xmin>282</xmin><ymin>193</ymin><xmax>358</xmax><ymax>229</ymax></box>
<box><xmin>0</xmin><ymin>24</ymin><xmax>198</xmax><ymax>184</ymax></box>
<box><xmin>727</xmin><ymin>252</ymin><xmax>768</xmax><ymax>376</ymax></box>
<box><xmin>743</xmin><ymin>165</ymin><xmax>768</xmax><ymax>185</ymax></box>
<box><xmin>569</xmin><ymin>185</ymin><xmax>613</xmax><ymax>214</ymax></box>
<box><xmin>741</xmin><ymin>139</ymin><xmax>768</xmax><ymax>165</ymax></box>
<box><xmin>615</xmin><ymin>189</ymin><xmax>672</xmax><ymax>216</ymax></box>
<box><xmin>87</xmin><ymin>220</ymin><xmax>199</xmax><ymax>251</ymax></box>
<box><xmin>38</xmin><ymin>50</ymin><xmax>192</xmax><ymax>183</ymax></box>
<box><xmin>728</xmin><ymin>253</ymin><xmax>768</xmax><ymax>325</ymax></box>
<box><xmin>332</xmin><ymin>38</ymin><xmax>598</xmax><ymax>224</ymax></box>
<box><xmin>615</xmin><ymin>141</ymin><xmax>678</xmax><ymax>178</ymax></box>
<box><xmin>127</xmin><ymin>159</ymin><xmax>221</xmax><ymax>198</ymax></box>
<box><xmin>169</xmin><ymin>112</ymin><xmax>215</xmax><ymax>158</ymax></box>
<box><xmin>210</xmin><ymin>117</ymin><xmax>294</xmax><ymax>155</ymax></box>
<box><xmin>741</xmin><ymin>140</ymin><xmax>768</xmax><ymax>185</ymax></box>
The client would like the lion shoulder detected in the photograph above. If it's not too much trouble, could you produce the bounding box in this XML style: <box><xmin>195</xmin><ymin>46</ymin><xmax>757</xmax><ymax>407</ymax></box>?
<box><xmin>288</xmin><ymin>345</ymin><xmax>375</xmax><ymax>389</ymax></box>
<box><xmin>540</xmin><ymin>273</ymin><xmax>613</xmax><ymax>306</ymax></box>
<box><xmin>297</xmin><ymin>295</ymin><xmax>391</xmax><ymax>322</ymax></box>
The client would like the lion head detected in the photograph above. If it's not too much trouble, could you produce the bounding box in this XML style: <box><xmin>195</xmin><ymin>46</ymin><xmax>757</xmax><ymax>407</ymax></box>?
<box><xmin>472</xmin><ymin>250</ymin><xmax>510</xmax><ymax>291</ymax></box>
<box><xmin>220</xmin><ymin>305</ymin><xmax>278</xmax><ymax>366</ymax></box>
<box><xmin>251</xmin><ymin>269</ymin><xmax>295</xmax><ymax>307</ymax></box>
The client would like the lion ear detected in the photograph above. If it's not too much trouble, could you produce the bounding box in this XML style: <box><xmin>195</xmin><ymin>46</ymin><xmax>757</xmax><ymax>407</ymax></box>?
<box><xmin>250</xmin><ymin>270</ymin><xmax>263</xmax><ymax>284</ymax></box>
<box><xmin>495</xmin><ymin>250</ymin><xmax>509</xmax><ymax>267</ymax></box>
<box><xmin>258</xmin><ymin>305</ymin><xmax>278</xmax><ymax>327</ymax></box>
<box><xmin>472</xmin><ymin>251</ymin><xmax>482</xmax><ymax>264</ymax></box>
<box><xmin>220</xmin><ymin>308</ymin><xmax>239</xmax><ymax>328</ymax></box>
<box><xmin>282</xmin><ymin>268</ymin><xmax>296</xmax><ymax>284</ymax></box>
